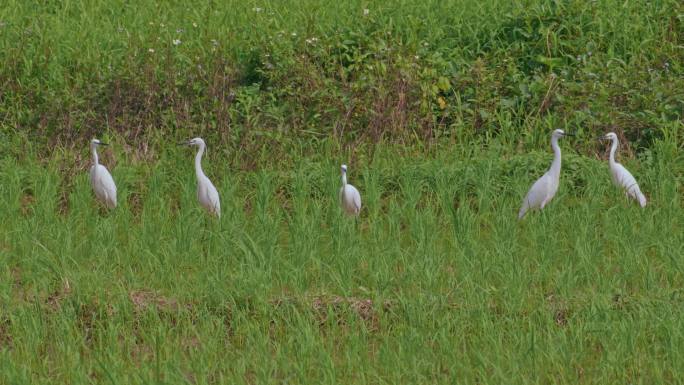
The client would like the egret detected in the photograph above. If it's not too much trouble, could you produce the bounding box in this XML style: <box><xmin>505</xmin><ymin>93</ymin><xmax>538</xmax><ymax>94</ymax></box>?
<box><xmin>599</xmin><ymin>132</ymin><xmax>647</xmax><ymax>207</ymax></box>
<box><xmin>89</xmin><ymin>138</ymin><xmax>117</xmax><ymax>209</ymax></box>
<box><xmin>181</xmin><ymin>137</ymin><xmax>221</xmax><ymax>217</ymax></box>
<box><xmin>518</xmin><ymin>129</ymin><xmax>573</xmax><ymax>219</ymax></box>
<box><xmin>339</xmin><ymin>164</ymin><xmax>361</xmax><ymax>216</ymax></box>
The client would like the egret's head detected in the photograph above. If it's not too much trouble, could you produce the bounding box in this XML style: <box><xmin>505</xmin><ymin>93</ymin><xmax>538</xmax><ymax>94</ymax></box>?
<box><xmin>600</xmin><ymin>132</ymin><xmax>618</xmax><ymax>141</ymax></box>
<box><xmin>341</xmin><ymin>164</ymin><xmax>348</xmax><ymax>174</ymax></box>
<box><xmin>91</xmin><ymin>138</ymin><xmax>108</xmax><ymax>146</ymax></box>
<box><xmin>181</xmin><ymin>137</ymin><xmax>205</xmax><ymax>147</ymax></box>
<box><xmin>551</xmin><ymin>129</ymin><xmax>565</xmax><ymax>139</ymax></box>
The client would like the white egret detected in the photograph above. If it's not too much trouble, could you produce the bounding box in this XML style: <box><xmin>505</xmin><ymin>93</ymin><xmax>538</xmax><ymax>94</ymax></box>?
<box><xmin>518</xmin><ymin>129</ymin><xmax>573</xmax><ymax>219</ymax></box>
<box><xmin>339</xmin><ymin>164</ymin><xmax>361</xmax><ymax>216</ymax></box>
<box><xmin>181</xmin><ymin>137</ymin><xmax>221</xmax><ymax>217</ymax></box>
<box><xmin>599</xmin><ymin>132</ymin><xmax>646</xmax><ymax>207</ymax></box>
<box><xmin>89</xmin><ymin>138</ymin><xmax>117</xmax><ymax>209</ymax></box>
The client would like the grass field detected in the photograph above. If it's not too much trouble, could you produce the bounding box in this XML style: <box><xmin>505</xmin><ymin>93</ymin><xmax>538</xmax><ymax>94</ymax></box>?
<box><xmin>1</xmin><ymin>134</ymin><xmax>682</xmax><ymax>383</ymax></box>
<box><xmin>1</xmin><ymin>0</ymin><xmax>684</xmax><ymax>383</ymax></box>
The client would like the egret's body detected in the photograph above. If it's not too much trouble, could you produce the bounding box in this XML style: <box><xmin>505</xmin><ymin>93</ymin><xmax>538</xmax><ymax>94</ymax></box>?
<box><xmin>518</xmin><ymin>129</ymin><xmax>571</xmax><ymax>219</ymax></box>
<box><xmin>601</xmin><ymin>132</ymin><xmax>646</xmax><ymax>207</ymax></box>
<box><xmin>182</xmin><ymin>137</ymin><xmax>221</xmax><ymax>217</ymax></box>
<box><xmin>339</xmin><ymin>164</ymin><xmax>361</xmax><ymax>216</ymax></box>
<box><xmin>89</xmin><ymin>139</ymin><xmax>117</xmax><ymax>209</ymax></box>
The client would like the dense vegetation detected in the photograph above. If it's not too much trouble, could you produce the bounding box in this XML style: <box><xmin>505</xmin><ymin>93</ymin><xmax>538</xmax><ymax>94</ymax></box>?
<box><xmin>0</xmin><ymin>0</ymin><xmax>683</xmax><ymax>383</ymax></box>
<box><xmin>1</xmin><ymin>0</ymin><xmax>682</xmax><ymax>157</ymax></box>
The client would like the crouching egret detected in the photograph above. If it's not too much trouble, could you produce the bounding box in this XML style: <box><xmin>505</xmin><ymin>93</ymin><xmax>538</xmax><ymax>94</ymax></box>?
<box><xmin>181</xmin><ymin>137</ymin><xmax>221</xmax><ymax>217</ymax></box>
<box><xmin>518</xmin><ymin>129</ymin><xmax>573</xmax><ymax>219</ymax></box>
<box><xmin>599</xmin><ymin>132</ymin><xmax>646</xmax><ymax>207</ymax></box>
<box><xmin>339</xmin><ymin>164</ymin><xmax>361</xmax><ymax>216</ymax></box>
<box><xmin>89</xmin><ymin>139</ymin><xmax>117</xmax><ymax>209</ymax></box>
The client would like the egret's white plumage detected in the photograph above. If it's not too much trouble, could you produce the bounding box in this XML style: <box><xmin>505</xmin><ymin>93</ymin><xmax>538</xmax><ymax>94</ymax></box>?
<box><xmin>600</xmin><ymin>132</ymin><xmax>646</xmax><ymax>207</ymax></box>
<box><xmin>89</xmin><ymin>139</ymin><xmax>117</xmax><ymax>209</ymax></box>
<box><xmin>339</xmin><ymin>164</ymin><xmax>361</xmax><ymax>216</ymax></box>
<box><xmin>182</xmin><ymin>137</ymin><xmax>221</xmax><ymax>217</ymax></box>
<box><xmin>518</xmin><ymin>129</ymin><xmax>571</xmax><ymax>219</ymax></box>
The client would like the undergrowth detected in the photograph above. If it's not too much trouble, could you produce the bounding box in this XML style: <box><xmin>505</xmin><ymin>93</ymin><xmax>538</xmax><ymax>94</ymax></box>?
<box><xmin>0</xmin><ymin>0</ymin><xmax>682</xmax><ymax>161</ymax></box>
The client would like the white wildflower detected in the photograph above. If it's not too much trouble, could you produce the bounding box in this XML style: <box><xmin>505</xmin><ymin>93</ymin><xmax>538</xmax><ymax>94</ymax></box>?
<box><xmin>192</xmin><ymin>22</ymin><xmax>198</xmax><ymax>28</ymax></box>
<box><xmin>148</xmin><ymin>48</ymin><xmax>155</xmax><ymax>53</ymax></box>
<box><xmin>253</xmin><ymin>7</ymin><xmax>263</xmax><ymax>12</ymax></box>
<box><xmin>363</xmin><ymin>9</ymin><xmax>370</xmax><ymax>16</ymax></box>
<box><xmin>172</xmin><ymin>39</ymin><xmax>181</xmax><ymax>46</ymax></box>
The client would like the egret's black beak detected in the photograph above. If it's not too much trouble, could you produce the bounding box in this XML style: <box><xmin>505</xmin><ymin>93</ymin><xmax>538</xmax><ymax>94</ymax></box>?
<box><xmin>596</xmin><ymin>136</ymin><xmax>606</xmax><ymax>141</ymax></box>
<box><xmin>99</xmin><ymin>142</ymin><xmax>109</xmax><ymax>146</ymax></box>
<box><xmin>178</xmin><ymin>141</ymin><xmax>189</xmax><ymax>146</ymax></box>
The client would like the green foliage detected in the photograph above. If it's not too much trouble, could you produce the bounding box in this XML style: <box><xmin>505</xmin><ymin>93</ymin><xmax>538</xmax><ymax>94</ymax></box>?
<box><xmin>1</xmin><ymin>0</ymin><xmax>684</xmax><ymax>382</ymax></box>
<box><xmin>0</xmin><ymin>133</ymin><xmax>683</xmax><ymax>383</ymax></box>
<box><xmin>0</xmin><ymin>0</ymin><xmax>682</xmax><ymax>157</ymax></box>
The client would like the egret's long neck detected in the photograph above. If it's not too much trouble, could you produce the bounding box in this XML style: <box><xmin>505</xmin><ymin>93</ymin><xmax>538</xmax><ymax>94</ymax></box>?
<box><xmin>549</xmin><ymin>136</ymin><xmax>562</xmax><ymax>176</ymax></box>
<box><xmin>341</xmin><ymin>172</ymin><xmax>347</xmax><ymax>186</ymax></box>
<box><xmin>609</xmin><ymin>138</ymin><xmax>618</xmax><ymax>165</ymax></box>
<box><xmin>91</xmin><ymin>144</ymin><xmax>99</xmax><ymax>165</ymax></box>
<box><xmin>194</xmin><ymin>143</ymin><xmax>206</xmax><ymax>180</ymax></box>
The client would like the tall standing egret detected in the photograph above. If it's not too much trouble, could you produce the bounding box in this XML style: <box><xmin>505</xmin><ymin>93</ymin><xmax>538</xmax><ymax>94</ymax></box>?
<box><xmin>89</xmin><ymin>138</ymin><xmax>117</xmax><ymax>209</ymax></box>
<box><xmin>599</xmin><ymin>132</ymin><xmax>647</xmax><ymax>207</ymax></box>
<box><xmin>181</xmin><ymin>137</ymin><xmax>221</xmax><ymax>217</ymax></box>
<box><xmin>339</xmin><ymin>164</ymin><xmax>361</xmax><ymax>216</ymax></box>
<box><xmin>518</xmin><ymin>129</ymin><xmax>573</xmax><ymax>219</ymax></box>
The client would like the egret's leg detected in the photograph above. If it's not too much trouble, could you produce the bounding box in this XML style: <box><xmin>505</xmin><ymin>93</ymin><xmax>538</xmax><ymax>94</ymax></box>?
<box><xmin>201</xmin><ymin>215</ymin><xmax>210</xmax><ymax>260</ymax></box>
<box><xmin>539</xmin><ymin>204</ymin><xmax>550</xmax><ymax>223</ymax></box>
<box><xmin>540</xmin><ymin>198</ymin><xmax>547</xmax><ymax>210</ymax></box>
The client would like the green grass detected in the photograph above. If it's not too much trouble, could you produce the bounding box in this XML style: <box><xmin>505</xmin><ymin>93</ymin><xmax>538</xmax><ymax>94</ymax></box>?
<box><xmin>1</xmin><ymin>0</ymin><xmax>684</xmax><ymax>383</ymax></box>
<box><xmin>0</xmin><ymin>130</ymin><xmax>682</xmax><ymax>383</ymax></box>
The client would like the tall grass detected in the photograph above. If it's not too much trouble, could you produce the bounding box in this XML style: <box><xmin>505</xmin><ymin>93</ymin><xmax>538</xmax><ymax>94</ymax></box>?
<box><xmin>0</xmin><ymin>129</ymin><xmax>682</xmax><ymax>383</ymax></box>
<box><xmin>0</xmin><ymin>0</ymin><xmax>683</xmax><ymax>383</ymax></box>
